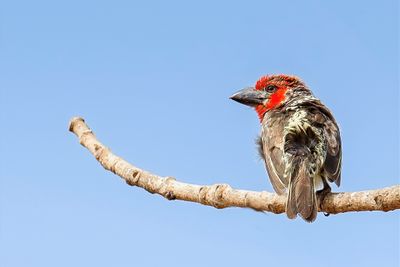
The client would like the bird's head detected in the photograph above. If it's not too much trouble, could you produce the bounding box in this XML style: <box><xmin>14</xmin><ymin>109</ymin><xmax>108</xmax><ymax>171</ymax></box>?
<box><xmin>230</xmin><ymin>74</ymin><xmax>307</xmax><ymax>121</ymax></box>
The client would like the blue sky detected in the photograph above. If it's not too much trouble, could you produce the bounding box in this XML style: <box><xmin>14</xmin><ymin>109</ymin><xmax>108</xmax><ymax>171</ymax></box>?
<box><xmin>1</xmin><ymin>0</ymin><xmax>399</xmax><ymax>266</ymax></box>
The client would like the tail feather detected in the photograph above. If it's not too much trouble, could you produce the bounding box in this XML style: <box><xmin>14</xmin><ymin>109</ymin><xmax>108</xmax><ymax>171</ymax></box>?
<box><xmin>286</xmin><ymin>157</ymin><xmax>318</xmax><ymax>222</ymax></box>
<box><xmin>286</xmin><ymin>158</ymin><xmax>300</xmax><ymax>219</ymax></box>
<box><xmin>286</xmin><ymin>186</ymin><xmax>298</xmax><ymax>219</ymax></box>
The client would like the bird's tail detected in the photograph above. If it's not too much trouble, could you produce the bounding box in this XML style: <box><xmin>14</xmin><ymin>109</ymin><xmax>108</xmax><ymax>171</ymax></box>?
<box><xmin>286</xmin><ymin>156</ymin><xmax>318</xmax><ymax>222</ymax></box>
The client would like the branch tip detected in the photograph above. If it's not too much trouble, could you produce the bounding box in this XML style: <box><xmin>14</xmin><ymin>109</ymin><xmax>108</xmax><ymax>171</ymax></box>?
<box><xmin>69</xmin><ymin>116</ymin><xmax>85</xmax><ymax>132</ymax></box>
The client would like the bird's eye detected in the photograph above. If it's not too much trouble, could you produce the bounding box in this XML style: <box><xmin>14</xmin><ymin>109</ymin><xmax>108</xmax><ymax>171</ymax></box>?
<box><xmin>264</xmin><ymin>85</ymin><xmax>277</xmax><ymax>93</ymax></box>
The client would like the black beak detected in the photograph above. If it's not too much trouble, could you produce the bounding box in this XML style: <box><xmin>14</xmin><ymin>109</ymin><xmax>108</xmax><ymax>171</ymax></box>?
<box><xmin>230</xmin><ymin>87</ymin><xmax>266</xmax><ymax>107</ymax></box>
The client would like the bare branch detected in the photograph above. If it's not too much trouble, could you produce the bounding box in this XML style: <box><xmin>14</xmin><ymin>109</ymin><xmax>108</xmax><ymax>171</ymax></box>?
<box><xmin>69</xmin><ymin>117</ymin><xmax>400</xmax><ymax>215</ymax></box>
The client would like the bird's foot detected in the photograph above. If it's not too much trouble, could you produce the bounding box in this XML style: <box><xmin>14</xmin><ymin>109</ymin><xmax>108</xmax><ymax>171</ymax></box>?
<box><xmin>317</xmin><ymin>187</ymin><xmax>331</xmax><ymax>216</ymax></box>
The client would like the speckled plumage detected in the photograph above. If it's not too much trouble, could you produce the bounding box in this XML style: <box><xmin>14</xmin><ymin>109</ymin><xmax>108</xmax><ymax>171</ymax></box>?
<box><xmin>231</xmin><ymin>75</ymin><xmax>342</xmax><ymax>222</ymax></box>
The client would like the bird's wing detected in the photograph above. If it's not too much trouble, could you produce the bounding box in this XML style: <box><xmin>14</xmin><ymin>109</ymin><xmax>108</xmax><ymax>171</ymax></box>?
<box><xmin>307</xmin><ymin>102</ymin><xmax>342</xmax><ymax>186</ymax></box>
<box><xmin>259</xmin><ymin>117</ymin><xmax>288</xmax><ymax>194</ymax></box>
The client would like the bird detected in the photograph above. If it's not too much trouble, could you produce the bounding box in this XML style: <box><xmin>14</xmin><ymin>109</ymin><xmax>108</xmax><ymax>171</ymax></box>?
<box><xmin>230</xmin><ymin>74</ymin><xmax>342</xmax><ymax>222</ymax></box>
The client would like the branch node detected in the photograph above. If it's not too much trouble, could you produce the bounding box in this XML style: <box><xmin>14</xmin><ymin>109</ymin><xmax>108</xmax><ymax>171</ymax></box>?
<box><xmin>214</xmin><ymin>184</ymin><xmax>231</xmax><ymax>201</ymax></box>
<box><xmin>158</xmin><ymin>176</ymin><xmax>177</xmax><ymax>200</ymax></box>
<box><xmin>198</xmin><ymin>184</ymin><xmax>231</xmax><ymax>209</ymax></box>
<box><xmin>126</xmin><ymin>169</ymin><xmax>141</xmax><ymax>186</ymax></box>
<box><xmin>93</xmin><ymin>144</ymin><xmax>104</xmax><ymax>160</ymax></box>
<box><xmin>109</xmin><ymin>157</ymin><xmax>119</xmax><ymax>173</ymax></box>
<box><xmin>165</xmin><ymin>191</ymin><xmax>176</xmax><ymax>200</ymax></box>
<box><xmin>374</xmin><ymin>195</ymin><xmax>389</xmax><ymax>211</ymax></box>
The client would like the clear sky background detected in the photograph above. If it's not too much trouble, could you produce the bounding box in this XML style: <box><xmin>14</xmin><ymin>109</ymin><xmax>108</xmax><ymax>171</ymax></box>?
<box><xmin>1</xmin><ymin>0</ymin><xmax>399</xmax><ymax>266</ymax></box>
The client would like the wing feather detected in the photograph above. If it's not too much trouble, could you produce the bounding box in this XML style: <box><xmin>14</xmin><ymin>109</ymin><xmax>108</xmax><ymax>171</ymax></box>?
<box><xmin>259</xmin><ymin>116</ymin><xmax>288</xmax><ymax>194</ymax></box>
<box><xmin>306</xmin><ymin>101</ymin><xmax>342</xmax><ymax>186</ymax></box>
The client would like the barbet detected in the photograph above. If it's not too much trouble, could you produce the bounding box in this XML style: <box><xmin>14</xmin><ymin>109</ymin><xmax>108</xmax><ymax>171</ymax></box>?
<box><xmin>230</xmin><ymin>75</ymin><xmax>342</xmax><ymax>222</ymax></box>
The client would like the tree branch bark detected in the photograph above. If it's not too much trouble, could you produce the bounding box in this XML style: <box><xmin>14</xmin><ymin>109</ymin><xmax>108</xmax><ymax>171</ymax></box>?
<box><xmin>69</xmin><ymin>117</ymin><xmax>400</xmax><ymax>215</ymax></box>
